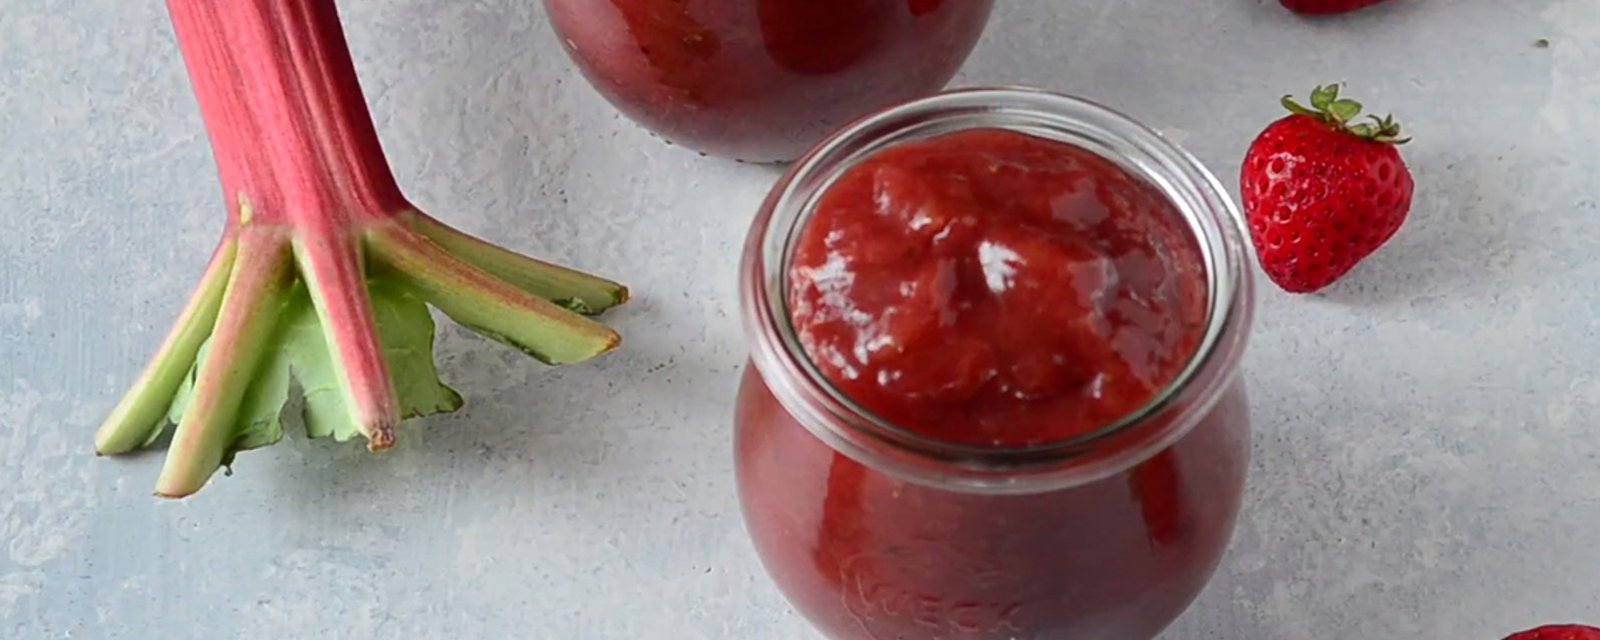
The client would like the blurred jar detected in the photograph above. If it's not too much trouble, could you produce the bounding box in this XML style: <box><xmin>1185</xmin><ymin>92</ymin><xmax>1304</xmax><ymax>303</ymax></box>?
<box><xmin>543</xmin><ymin>0</ymin><xmax>994</xmax><ymax>162</ymax></box>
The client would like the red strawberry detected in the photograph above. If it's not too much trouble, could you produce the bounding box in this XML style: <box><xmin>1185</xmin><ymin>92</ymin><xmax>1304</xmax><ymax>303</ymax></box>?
<box><xmin>1240</xmin><ymin>84</ymin><xmax>1414</xmax><ymax>293</ymax></box>
<box><xmin>1504</xmin><ymin>625</ymin><xmax>1600</xmax><ymax>640</ymax></box>
<box><xmin>1280</xmin><ymin>0</ymin><xmax>1391</xmax><ymax>15</ymax></box>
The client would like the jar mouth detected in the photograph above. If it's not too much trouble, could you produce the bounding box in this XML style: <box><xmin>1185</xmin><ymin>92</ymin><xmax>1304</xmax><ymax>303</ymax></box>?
<box><xmin>741</xmin><ymin>87</ymin><xmax>1255</xmax><ymax>491</ymax></box>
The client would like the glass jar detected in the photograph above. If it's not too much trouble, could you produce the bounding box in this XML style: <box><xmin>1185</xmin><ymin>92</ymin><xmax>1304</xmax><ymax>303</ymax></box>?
<box><xmin>733</xmin><ymin>88</ymin><xmax>1256</xmax><ymax>639</ymax></box>
<box><xmin>541</xmin><ymin>0</ymin><xmax>994</xmax><ymax>163</ymax></box>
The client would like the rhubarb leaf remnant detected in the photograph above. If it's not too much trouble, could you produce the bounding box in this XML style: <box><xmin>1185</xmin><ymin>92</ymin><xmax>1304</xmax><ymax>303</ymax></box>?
<box><xmin>157</xmin><ymin>282</ymin><xmax>464</xmax><ymax>468</ymax></box>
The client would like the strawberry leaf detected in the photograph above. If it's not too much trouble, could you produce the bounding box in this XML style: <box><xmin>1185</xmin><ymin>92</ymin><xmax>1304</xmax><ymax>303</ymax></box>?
<box><xmin>1328</xmin><ymin>99</ymin><xmax>1362</xmax><ymax>123</ymax></box>
<box><xmin>1281</xmin><ymin>96</ymin><xmax>1320</xmax><ymax>118</ymax></box>
<box><xmin>1310</xmin><ymin>84</ymin><xmax>1340</xmax><ymax>109</ymax></box>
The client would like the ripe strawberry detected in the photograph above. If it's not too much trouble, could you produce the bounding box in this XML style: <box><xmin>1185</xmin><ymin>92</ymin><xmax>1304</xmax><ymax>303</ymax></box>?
<box><xmin>1280</xmin><ymin>0</ymin><xmax>1391</xmax><ymax>15</ymax></box>
<box><xmin>1504</xmin><ymin>625</ymin><xmax>1600</xmax><ymax>640</ymax></box>
<box><xmin>1240</xmin><ymin>84</ymin><xmax>1414</xmax><ymax>293</ymax></box>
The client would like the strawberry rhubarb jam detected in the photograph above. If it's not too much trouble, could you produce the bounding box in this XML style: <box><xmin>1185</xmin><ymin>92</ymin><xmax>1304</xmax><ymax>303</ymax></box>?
<box><xmin>789</xmin><ymin>129</ymin><xmax>1211</xmax><ymax>447</ymax></box>
<box><xmin>542</xmin><ymin>0</ymin><xmax>993</xmax><ymax>162</ymax></box>
<box><xmin>736</xmin><ymin>90</ymin><xmax>1255</xmax><ymax>640</ymax></box>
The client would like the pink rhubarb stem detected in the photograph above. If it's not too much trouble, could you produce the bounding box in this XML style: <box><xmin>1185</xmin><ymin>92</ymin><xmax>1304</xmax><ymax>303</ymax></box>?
<box><xmin>166</xmin><ymin>0</ymin><xmax>405</xmax><ymax>226</ymax></box>
<box><xmin>168</xmin><ymin>0</ymin><xmax>407</xmax><ymax>452</ymax></box>
<box><xmin>294</xmin><ymin>227</ymin><xmax>399</xmax><ymax>451</ymax></box>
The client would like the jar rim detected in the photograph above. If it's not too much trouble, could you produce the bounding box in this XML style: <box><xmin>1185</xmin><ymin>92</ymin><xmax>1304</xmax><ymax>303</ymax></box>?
<box><xmin>739</xmin><ymin>87</ymin><xmax>1256</xmax><ymax>493</ymax></box>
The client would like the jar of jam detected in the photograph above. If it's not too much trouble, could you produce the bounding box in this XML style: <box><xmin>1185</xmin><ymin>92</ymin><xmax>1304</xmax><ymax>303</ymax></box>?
<box><xmin>541</xmin><ymin>0</ymin><xmax>994</xmax><ymax>163</ymax></box>
<box><xmin>734</xmin><ymin>88</ymin><xmax>1256</xmax><ymax>639</ymax></box>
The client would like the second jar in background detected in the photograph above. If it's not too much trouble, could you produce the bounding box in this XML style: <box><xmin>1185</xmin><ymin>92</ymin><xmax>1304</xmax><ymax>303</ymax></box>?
<box><xmin>542</xmin><ymin>0</ymin><xmax>994</xmax><ymax>163</ymax></box>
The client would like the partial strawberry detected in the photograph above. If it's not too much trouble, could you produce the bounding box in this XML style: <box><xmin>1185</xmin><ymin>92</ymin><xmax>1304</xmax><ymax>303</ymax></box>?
<box><xmin>1280</xmin><ymin>0</ymin><xmax>1391</xmax><ymax>15</ymax></box>
<box><xmin>1240</xmin><ymin>84</ymin><xmax>1414</xmax><ymax>293</ymax></box>
<box><xmin>1504</xmin><ymin>625</ymin><xmax>1600</xmax><ymax>640</ymax></box>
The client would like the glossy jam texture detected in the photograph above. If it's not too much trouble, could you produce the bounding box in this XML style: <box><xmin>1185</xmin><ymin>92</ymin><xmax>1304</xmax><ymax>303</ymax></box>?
<box><xmin>543</xmin><ymin>0</ymin><xmax>993</xmax><ymax>162</ymax></box>
<box><xmin>788</xmin><ymin>129</ymin><xmax>1209</xmax><ymax>446</ymax></box>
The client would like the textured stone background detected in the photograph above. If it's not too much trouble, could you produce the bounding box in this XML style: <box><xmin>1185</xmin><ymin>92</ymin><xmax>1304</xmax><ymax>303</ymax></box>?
<box><xmin>2</xmin><ymin>0</ymin><xmax>1598</xmax><ymax>638</ymax></box>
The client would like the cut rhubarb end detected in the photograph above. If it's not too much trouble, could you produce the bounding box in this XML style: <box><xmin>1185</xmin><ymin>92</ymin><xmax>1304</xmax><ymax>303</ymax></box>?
<box><xmin>293</xmin><ymin>228</ymin><xmax>400</xmax><ymax>450</ymax></box>
<box><xmin>155</xmin><ymin>231</ymin><xmax>294</xmax><ymax>498</ymax></box>
<box><xmin>404</xmin><ymin>212</ymin><xmax>630</xmax><ymax>314</ymax></box>
<box><xmin>95</xmin><ymin>238</ymin><xmax>237</xmax><ymax>456</ymax></box>
<box><xmin>367</xmin><ymin>223</ymin><xmax>622</xmax><ymax>365</ymax></box>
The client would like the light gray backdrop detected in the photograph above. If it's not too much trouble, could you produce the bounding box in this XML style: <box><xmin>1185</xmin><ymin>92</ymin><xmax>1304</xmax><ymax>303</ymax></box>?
<box><xmin>2</xmin><ymin>0</ymin><xmax>1597</xmax><ymax>638</ymax></box>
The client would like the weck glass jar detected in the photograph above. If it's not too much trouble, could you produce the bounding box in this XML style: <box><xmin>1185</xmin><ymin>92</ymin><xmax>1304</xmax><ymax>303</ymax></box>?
<box><xmin>733</xmin><ymin>87</ymin><xmax>1257</xmax><ymax>640</ymax></box>
<box><xmin>542</xmin><ymin>0</ymin><xmax>994</xmax><ymax>162</ymax></box>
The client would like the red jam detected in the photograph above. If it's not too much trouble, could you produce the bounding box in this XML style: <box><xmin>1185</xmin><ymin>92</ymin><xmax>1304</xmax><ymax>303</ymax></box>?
<box><xmin>736</xmin><ymin>129</ymin><xmax>1250</xmax><ymax>639</ymax></box>
<box><xmin>789</xmin><ymin>129</ymin><xmax>1210</xmax><ymax>445</ymax></box>
<box><xmin>542</xmin><ymin>0</ymin><xmax>993</xmax><ymax>162</ymax></box>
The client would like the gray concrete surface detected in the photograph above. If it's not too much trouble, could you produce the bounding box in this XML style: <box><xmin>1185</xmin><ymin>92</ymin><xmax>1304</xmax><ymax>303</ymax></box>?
<box><xmin>2</xmin><ymin>0</ymin><xmax>1598</xmax><ymax>638</ymax></box>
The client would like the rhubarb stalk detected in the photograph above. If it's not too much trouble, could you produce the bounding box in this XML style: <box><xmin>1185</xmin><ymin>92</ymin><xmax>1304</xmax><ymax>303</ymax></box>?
<box><xmin>95</xmin><ymin>0</ymin><xmax>627</xmax><ymax>498</ymax></box>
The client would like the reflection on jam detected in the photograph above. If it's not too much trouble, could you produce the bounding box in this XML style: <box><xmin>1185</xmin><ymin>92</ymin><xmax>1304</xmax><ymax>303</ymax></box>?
<box><xmin>788</xmin><ymin>129</ymin><xmax>1209</xmax><ymax>447</ymax></box>
<box><xmin>814</xmin><ymin>453</ymin><xmax>869</xmax><ymax>583</ymax></box>
<box><xmin>606</xmin><ymin>0</ymin><xmax>723</xmax><ymax>103</ymax></box>
<box><xmin>1130</xmin><ymin>449</ymin><xmax>1193</xmax><ymax>547</ymax></box>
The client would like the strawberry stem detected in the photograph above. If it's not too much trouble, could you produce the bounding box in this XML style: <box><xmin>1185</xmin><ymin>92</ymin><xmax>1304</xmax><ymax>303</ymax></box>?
<box><xmin>1281</xmin><ymin>84</ymin><xmax>1410</xmax><ymax>144</ymax></box>
<box><xmin>100</xmin><ymin>0</ymin><xmax>629</xmax><ymax>497</ymax></box>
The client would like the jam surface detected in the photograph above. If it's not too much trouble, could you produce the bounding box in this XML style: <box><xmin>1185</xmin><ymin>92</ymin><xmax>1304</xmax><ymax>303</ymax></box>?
<box><xmin>788</xmin><ymin>129</ymin><xmax>1209</xmax><ymax>446</ymax></box>
<box><xmin>543</xmin><ymin>0</ymin><xmax>993</xmax><ymax>162</ymax></box>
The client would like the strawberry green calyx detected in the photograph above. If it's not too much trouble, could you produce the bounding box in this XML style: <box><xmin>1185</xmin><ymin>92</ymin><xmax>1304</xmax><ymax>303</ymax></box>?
<box><xmin>1281</xmin><ymin>84</ymin><xmax>1410</xmax><ymax>144</ymax></box>
<box><xmin>94</xmin><ymin>0</ymin><xmax>629</xmax><ymax>498</ymax></box>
